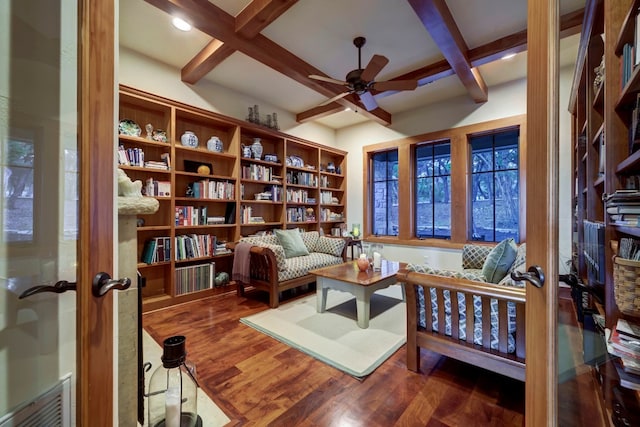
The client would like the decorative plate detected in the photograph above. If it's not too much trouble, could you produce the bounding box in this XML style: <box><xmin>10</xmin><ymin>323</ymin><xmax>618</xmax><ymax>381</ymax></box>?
<box><xmin>118</xmin><ymin>119</ymin><xmax>141</xmax><ymax>137</ymax></box>
<box><xmin>286</xmin><ymin>155</ymin><xmax>304</xmax><ymax>168</ymax></box>
<box><xmin>152</xmin><ymin>129</ymin><xmax>168</xmax><ymax>143</ymax></box>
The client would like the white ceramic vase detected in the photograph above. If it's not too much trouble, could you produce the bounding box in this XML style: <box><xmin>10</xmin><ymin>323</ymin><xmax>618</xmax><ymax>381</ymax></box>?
<box><xmin>181</xmin><ymin>131</ymin><xmax>198</xmax><ymax>148</ymax></box>
<box><xmin>207</xmin><ymin>136</ymin><xmax>223</xmax><ymax>152</ymax></box>
<box><xmin>251</xmin><ymin>138</ymin><xmax>263</xmax><ymax>160</ymax></box>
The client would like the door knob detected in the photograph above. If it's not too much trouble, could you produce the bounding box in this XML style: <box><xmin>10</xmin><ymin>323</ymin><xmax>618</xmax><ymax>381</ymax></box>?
<box><xmin>510</xmin><ymin>265</ymin><xmax>545</xmax><ymax>288</ymax></box>
<box><xmin>92</xmin><ymin>272</ymin><xmax>131</xmax><ymax>297</ymax></box>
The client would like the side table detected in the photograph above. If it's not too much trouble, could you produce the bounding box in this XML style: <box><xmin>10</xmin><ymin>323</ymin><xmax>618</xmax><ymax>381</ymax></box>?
<box><xmin>345</xmin><ymin>238</ymin><xmax>363</xmax><ymax>260</ymax></box>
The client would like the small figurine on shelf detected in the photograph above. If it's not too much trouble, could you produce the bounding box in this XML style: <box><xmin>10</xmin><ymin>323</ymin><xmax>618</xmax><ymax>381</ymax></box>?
<box><xmin>254</xmin><ymin>104</ymin><xmax>260</xmax><ymax>125</ymax></box>
<box><xmin>272</xmin><ymin>112</ymin><xmax>279</xmax><ymax>130</ymax></box>
<box><xmin>247</xmin><ymin>106</ymin><xmax>254</xmax><ymax>123</ymax></box>
<box><xmin>145</xmin><ymin>123</ymin><xmax>153</xmax><ymax>140</ymax></box>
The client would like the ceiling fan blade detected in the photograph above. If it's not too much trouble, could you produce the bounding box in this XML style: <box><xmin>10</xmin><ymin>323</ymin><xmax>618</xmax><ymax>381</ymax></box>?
<box><xmin>319</xmin><ymin>91</ymin><xmax>350</xmax><ymax>106</ymax></box>
<box><xmin>309</xmin><ymin>74</ymin><xmax>348</xmax><ymax>86</ymax></box>
<box><xmin>359</xmin><ymin>91</ymin><xmax>378</xmax><ymax>111</ymax></box>
<box><xmin>374</xmin><ymin>79</ymin><xmax>418</xmax><ymax>92</ymax></box>
<box><xmin>360</xmin><ymin>54</ymin><xmax>389</xmax><ymax>82</ymax></box>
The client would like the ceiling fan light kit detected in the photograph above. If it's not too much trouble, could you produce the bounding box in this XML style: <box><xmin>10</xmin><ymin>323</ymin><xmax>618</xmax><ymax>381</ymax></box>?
<box><xmin>309</xmin><ymin>37</ymin><xmax>419</xmax><ymax>111</ymax></box>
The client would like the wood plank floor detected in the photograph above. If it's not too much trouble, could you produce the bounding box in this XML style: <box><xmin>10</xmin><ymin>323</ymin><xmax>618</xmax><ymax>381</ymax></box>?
<box><xmin>143</xmin><ymin>288</ymin><xmax>525</xmax><ymax>426</ymax></box>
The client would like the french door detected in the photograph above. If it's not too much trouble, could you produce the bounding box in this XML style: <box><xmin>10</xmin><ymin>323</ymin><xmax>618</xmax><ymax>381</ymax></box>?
<box><xmin>1</xmin><ymin>0</ymin><xmax>116</xmax><ymax>425</ymax></box>
<box><xmin>526</xmin><ymin>0</ymin><xmax>560</xmax><ymax>424</ymax></box>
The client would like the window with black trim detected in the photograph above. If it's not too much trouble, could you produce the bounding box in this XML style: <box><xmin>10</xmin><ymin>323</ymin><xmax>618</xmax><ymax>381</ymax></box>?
<box><xmin>371</xmin><ymin>150</ymin><xmax>398</xmax><ymax>236</ymax></box>
<box><xmin>470</xmin><ymin>129</ymin><xmax>520</xmax><ymax>242</ymax></box>
<box><xmin>415</xmin><ymin>141</ymin><xmax>451</xmax><ymax>239</ymax></box>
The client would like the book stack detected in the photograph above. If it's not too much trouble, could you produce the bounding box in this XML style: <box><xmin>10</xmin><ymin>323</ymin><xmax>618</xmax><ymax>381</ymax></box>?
<box><xmin>607</xmin><ymin>319</ymin><xmax>640</xmax><ymax>390</ymax></box>
<box><xmin>605</xmin><ymin>190</ymin><xmax>640</xmax><ymax>227</ymax></box>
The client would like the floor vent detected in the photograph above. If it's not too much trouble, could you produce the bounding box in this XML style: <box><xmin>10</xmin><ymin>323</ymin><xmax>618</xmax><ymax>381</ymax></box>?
<box><xmin>0</xmin><ymin>376</ymin><xmax>71</xmax><ymax>427</ymax></box>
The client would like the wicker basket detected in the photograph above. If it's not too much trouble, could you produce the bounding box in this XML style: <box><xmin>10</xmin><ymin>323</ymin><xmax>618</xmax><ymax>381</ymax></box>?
<box><xmin>613</xmin><ymin>256</ymin><xmax>640</xmax><ymax>317</ymax></box>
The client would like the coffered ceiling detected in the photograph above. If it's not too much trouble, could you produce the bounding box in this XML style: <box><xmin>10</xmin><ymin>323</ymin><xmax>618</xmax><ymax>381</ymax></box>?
<box><xmin>120</xmin><ymin>0</ymin><xmax>586</xmax><ymax>129</ymax></box>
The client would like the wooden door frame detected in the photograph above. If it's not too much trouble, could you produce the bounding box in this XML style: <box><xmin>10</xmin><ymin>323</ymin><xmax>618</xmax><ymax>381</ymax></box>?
<box><xmin>77</xmin><ymin>0</ymin><xmax>116</xmax><ymax>424</ymax></box>
<box><xmin>526</xmin><ymin>0</ymin><xmax>559</xmax><ymax>424</ymax></box>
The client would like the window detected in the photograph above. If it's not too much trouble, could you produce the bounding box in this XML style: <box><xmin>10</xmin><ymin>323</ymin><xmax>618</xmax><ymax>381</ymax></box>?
<box><xmin>2</xmin><ymin>138</ymin><xmax>35</xmax><ymax>242</ymax></box>
<box><xmin>371</xmin><ymin>150</ymin><xmax>398</xmax><ymax>236</ymax></box>
<box><xmin>470</xmin><ymin>129</ymin><xmax>520</xmax><ymax>242</ymax></box>
<box><xmin>415</xmin><ymin>141</ymin><xmax>451</xmax><ymax>239</ymax></box>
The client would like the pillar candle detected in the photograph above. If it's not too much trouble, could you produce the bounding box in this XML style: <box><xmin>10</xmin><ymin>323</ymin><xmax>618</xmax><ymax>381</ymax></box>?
<box><xmin>373</xmin><ymin>252</ymin><xmax>381</xmax><ymax>269</ymax></box>
<box><xmin>165</xmin><ymin>387</ymin><xmax>181</xmax><ymax>427</ymax></box>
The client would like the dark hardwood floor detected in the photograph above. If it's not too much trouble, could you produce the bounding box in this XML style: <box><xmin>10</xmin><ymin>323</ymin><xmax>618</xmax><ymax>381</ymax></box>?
<box><xmin>143</xmin><ymin>287</ymin><xmax>525</xmax><ymax>426</ymax></box>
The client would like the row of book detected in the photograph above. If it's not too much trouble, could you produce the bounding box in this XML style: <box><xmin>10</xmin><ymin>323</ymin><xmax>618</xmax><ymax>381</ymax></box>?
<box><xmin>241</xmin><ymin>164</ymin><xmax>278</xmax><ymax>182</ymax></box>
<box><xmin>187</xmin><ymin>180</ymin><xmax>234</xmax><ymax>200</ymax></box>
<box><xmin>605</xmin><ymin>190</ymin><xmax>640</xmax><ymax>227</ymax></box>
<box><xmin>142</xmin><ymin>234</ymin><xmax>231</xmax><ymax>264</ymax></box>
<box><xmin>141</xmin><ymin>237</ymin><xmax>171</xmax><ymax>264</ymax></box>
<box><xmin>286</xmin><ymin>171</ymin><xmax>318</xmax><ymax>187</ymax></box>
<box><xmin>175</xmin><ymin>262</ymin><xmax>215</xmax><ymax>296</ymax></box>
<box><xmin>117</xmin><ymin>145</ymin><xmax>171</xmax><ymax>170</ymax></box>
<box><xmin>607</xmin><ymin>318</ymin><xmax>640</xmax><ymax>390</ymax></box>
<box><xmin>144</xmin><ymin>178</ymin><xmax>171</xmax><ymax>197</ymax></box>
<box><xmin>240</xmin><ymin>184</ymin><xmax>282</xmax><ymax>201</ymax></box>
<box><xmin>286</xmin><ymin>207</ymin><xmax>315</xmax><ymax>223</ymax></box>
<box><xmin>175</xmin><ymin>205</ymin><xmax>228</xmax><ymax>227</ymax></box>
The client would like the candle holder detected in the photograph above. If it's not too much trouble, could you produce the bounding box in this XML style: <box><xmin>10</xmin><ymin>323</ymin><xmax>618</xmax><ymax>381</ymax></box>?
<box><xmin>146</xmin><ymin>336</ymin><xmax>201</xmax><ymax>427</ymax></box>
<box><xmin>351</xmin><ymin>223</ymin><xmax>361</xmax><ymax>239</ymax></box>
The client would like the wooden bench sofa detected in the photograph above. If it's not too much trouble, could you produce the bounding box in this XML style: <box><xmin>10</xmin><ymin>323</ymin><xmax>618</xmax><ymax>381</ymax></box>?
<box><xmin>396</xmin><ymin>242</ymin><xmax>527</xmax><ymax>381</ymax></box>
<box><xmin>228</xmin><ymin>230</ymin><xmax>347</xmax><ymax>308</ymax></box>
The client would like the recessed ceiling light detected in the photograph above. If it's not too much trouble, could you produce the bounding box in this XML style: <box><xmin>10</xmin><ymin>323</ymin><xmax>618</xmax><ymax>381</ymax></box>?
<box><xmin>172</xmin><ymin>17</ymin><xmax>192</xmax><ymax>32</ymax></box>
<box><xmin>501</xmin><ymin>53</ymin><xmax>516</xmax><ymax>61</ymax></box>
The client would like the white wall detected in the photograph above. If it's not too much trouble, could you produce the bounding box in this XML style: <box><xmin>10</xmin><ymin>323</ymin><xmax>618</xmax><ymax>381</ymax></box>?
<box><xmin>337</xmin><ymin>66</ymin><xmax>575</xmax><ymax>272</ymax></box>
<box><xmin>119</xmin><ymin>49</ymin><xmax>575</xmax><ymax>272</ymax></box>
<box><xmin>119</xmin><ymin>47</ymin><xmax>336</xmax><ymax>146</ymax></box>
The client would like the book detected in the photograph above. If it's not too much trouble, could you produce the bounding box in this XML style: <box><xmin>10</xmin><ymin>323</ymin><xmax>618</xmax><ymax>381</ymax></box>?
<box><xmin>606</xmin><ymin>205</ymin><xmax>640</xmax><ymax>215</ymax></box>
<box><xmin>613</xmin><ymin>358</ymin><xmax>640</xmax><ymax>390</ymax></box>
<box><xmin>617</xmin><ymin>319</ymin><xmax>640</xmax><ymax>340</ymax></box>
<box><xmin>141</xmin><ymin>239</ymin><xmax>157</xmax><ymax>264</ymax></box>
<box><xmin>609</xmin><ymin>328</ymin><xmax>640</xmax><ymax>358</ymax></box>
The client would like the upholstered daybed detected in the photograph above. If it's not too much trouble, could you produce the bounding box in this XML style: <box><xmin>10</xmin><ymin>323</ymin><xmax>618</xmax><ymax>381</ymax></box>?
<box><xmin>228</xmin><ymin>229</ymin><xmax>347</xmax><ymax>308</ymax></box>
<box><xmin>396</xmin><ymin>241</ymin><xmax>527</xmax><ymax>381</ymax></box>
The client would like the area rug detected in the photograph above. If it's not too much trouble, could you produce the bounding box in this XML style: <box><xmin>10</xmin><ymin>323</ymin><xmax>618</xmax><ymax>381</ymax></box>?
<box><xmin>240</xmin><ymin>285</ymin><xmax>406</xmax><ymax>378</ymax></box>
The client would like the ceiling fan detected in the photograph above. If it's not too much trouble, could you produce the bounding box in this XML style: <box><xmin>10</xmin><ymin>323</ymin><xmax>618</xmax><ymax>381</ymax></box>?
<box><xmin>309</xmin><ymin>37</ymin><xmax>418</xmax><ymax>111</ymax></box>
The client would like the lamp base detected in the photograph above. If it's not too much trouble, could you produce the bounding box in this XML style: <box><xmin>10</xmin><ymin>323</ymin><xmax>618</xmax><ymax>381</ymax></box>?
<box><xmin>153</xmin><ymin>414</ymin><xmax>203</xmax><ymax>427</ymax></box>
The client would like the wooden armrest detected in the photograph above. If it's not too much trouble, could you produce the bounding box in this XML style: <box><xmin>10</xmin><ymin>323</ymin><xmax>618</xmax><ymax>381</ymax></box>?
<box><xmin>397</xmin><ymin>268</ymin><xmax>526</xmax><ymax>303</ymax></box>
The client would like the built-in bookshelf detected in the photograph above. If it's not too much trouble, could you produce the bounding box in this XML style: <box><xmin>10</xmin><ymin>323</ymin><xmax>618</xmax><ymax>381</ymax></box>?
<box><xmin>118</xmin><ymin>85</ymin><xmax>348</xmax><ymax>311</ymax></box>
<box><xmin>570</xmin><ymin>0</ymin><xmax>640</xmax><ymax>422</ymax></box>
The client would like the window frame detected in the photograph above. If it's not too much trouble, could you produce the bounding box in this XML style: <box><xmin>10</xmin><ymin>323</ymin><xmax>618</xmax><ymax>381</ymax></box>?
<box><xmin>362</xmin><ymin>115</ymin><xmax>526</xmax><ymax>249</ymax></box>
<box><xmin>370</xmin><ymin>149</ymin><xmax>399</xmax><ymax>237</ymax></box>
<box><xmin>414</xmin><ymin>139</ymin><xmax>452</xmax><ymax>240</ymax></box>
<box><xmin>468</xmin><ymin>128</ymin><xmax>521</xmax><ymax>243</ymax></box>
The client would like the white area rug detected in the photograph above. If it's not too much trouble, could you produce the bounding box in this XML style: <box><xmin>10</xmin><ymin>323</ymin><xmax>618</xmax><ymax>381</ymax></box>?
<box><xmin>240</xmin><ymin>285</ymin><xmax>406</xmax><ymax>378</ymax></box>
<box><xmin>142</xmin><ymin>330</ymin><xmax>230</xmax><ymax>426</ymax></box>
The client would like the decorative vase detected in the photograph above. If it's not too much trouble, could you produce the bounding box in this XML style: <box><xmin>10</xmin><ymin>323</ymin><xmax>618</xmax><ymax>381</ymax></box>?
<box><xmin>207</xmin><ymin>136</ymin><xmax>223</xmax><ymax>152</ymax></box>
<box><xmin>251</xmin><ymin>138</ymin><xmax>263</xmax><ymax>160</ymax></box>
<box><xmin>242</xmin><ymin>145</ymin><xmax>252</xmax><ymax>158</ymax></box>
<box><xmin>357</xmin><ymin>254</ymin><xmax>370</xmax><ymax>272</ymax></box>
<box><xmin>352</xmin><ymin>223</ymin><xmax>361</xmax><ymax>238</ymax></box>
<box><xmin>181</xmin><ymin>130</ymin><xmax>198</xmax><ymax>148</ymax></box>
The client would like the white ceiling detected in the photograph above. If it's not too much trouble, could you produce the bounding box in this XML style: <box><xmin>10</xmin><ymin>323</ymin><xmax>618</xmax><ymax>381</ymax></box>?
<box><xmin>120</xmin><ymin>0</ymin><xmax>585</xmax><ymax>129</ymax></box>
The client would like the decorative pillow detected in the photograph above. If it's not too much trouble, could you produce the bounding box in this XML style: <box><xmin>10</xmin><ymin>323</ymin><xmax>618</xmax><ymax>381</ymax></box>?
<box><xmin>274</xmin><ymin>228</ymin><xmax>310</xmax><ymax>258</ymax></box>
<box><xmin>300</xmin><ymin>231</ymin><xmax>320</xmax><ymax>252</ymax></box>
<box><xmin>253</xmin><ymin>242</ymin><xmax>287</xmax><ymax>271</ymax></box>
<box><xmin>482</xmin><ymin>238</ymin><xmax>517</xmax><ymax>283</ymax></box>
<box><xmin>313</xmin><ymin>236</ymin><xmax>346</xmax><ymax>257</ymax></box>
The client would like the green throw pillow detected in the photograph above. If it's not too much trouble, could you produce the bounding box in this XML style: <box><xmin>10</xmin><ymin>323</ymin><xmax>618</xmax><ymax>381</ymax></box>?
<box><xmin>275</xmin><ymin>228</ymin><xmax>310</xmax><ymax>258</ymax></box>
<box><xmin>482</xmin><ymin>238</ymin><xmax>518</xmax><ymax>283</ymax></box>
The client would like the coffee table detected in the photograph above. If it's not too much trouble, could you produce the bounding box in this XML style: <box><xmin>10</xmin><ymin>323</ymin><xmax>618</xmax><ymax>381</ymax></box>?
<box><xmin>309</xmin><ymin>260</ymin><xmax>406</xmax><ymax>329</ymax></box>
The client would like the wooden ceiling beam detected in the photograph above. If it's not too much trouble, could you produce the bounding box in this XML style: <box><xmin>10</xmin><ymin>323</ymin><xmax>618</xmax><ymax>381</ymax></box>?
<box><xmin>407</xmin><ymin>0</ymin><xmax>488</xmax><ymax>103</ymax></box>
<box><xmin>181</xmin><ymin>39</ymin><xmax>235</xmax><ymax>84</ymax></box>
<box><xmin>296</xmin><ymin>103</ymin><xmax>346</xmax><ymax>123</ymax></box>
<box><xmin>145</xmin><ymin>0</ymin><xmax>393</xmax><ymax>126</ymax></box>
<box><xmin>181</xmin><ymin>0</ymin><xmax>298</xmax><ymax>84</ymax></box>
<box><xmin>296</xmin><ymin>7</ymin><xmax>583</xmax><ymax>122</ymax></box>
<box><xmin>235</xmin><ymin>0</ymin><xmax>299</xmax><ymax>37</ymax></box>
